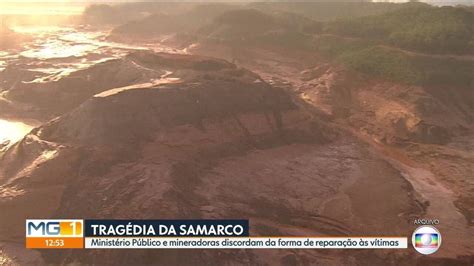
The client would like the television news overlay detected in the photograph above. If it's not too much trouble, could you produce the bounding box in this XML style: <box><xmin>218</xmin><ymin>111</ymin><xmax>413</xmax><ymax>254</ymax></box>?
<box><xmin>25</xmin><ymin>219</ymin><xmax>412</xmax><ymax>250</ymax></box>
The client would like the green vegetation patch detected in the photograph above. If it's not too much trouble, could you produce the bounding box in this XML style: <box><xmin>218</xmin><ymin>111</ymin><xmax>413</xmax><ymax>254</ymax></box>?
<box><xmin>325</xmin><ymin>3</ymin><xmax>474</xmax><ymax>54</ymax></box>
<box><xmin>316</xmin><ymin>36</ymin><xmax>474</xmax><ymax>87</ymax></box>
<box><xmin>340</xmin><ymin>46</ymin><xmax>422</xmax><ymax>84</ymax></box>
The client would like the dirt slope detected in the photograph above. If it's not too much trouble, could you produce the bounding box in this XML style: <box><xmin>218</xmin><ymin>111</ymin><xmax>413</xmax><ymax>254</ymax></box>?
<box><xmin>0</xmin><ymin>51</ymin><xmax>429</xmax><ymax>264</ymax></box>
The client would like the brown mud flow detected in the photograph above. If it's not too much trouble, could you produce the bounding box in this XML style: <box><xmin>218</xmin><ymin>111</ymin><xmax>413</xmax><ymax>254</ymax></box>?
<box><xmin>0</xmin><ymin>11</ymin><xmax>473</xmax><ymax>264</ymax></box>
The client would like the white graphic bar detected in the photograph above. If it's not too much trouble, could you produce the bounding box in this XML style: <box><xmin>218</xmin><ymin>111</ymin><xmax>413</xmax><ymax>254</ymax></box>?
<box><xmin>85</xmin><ymin>237</ymin><xmax>407</xmax><ymax>249</ymax></box>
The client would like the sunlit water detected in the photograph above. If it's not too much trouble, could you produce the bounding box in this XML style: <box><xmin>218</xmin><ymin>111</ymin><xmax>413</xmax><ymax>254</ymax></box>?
<box><xmin>0</xmin><ymin>26</ymin><xmax>189</xmax><ymax>149</ymax></box>
<box><xmin>1</xmin><ymin>26</ymin><xmax>140</xmax><ymax>82</ymax></box>
<box><xmin>0</xmin><ymin>119</ymin><xmax>36</xmax><ymax>151</ymax></box>
<box><xmin>1</xmin><ymin>26</ymin><xmax>187</xmax><ymax>82</ymax></box>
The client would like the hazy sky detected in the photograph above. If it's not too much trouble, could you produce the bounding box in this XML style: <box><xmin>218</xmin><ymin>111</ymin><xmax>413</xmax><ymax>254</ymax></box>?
<box><xmin>1</xmin><ymin>0</ymin><xmax>472</xmax><ymax>15</ymax></box>
<box><xmin>3</xmin><ymin>0</ymin><xmax>372</xmax><ymax>1</ymax></box>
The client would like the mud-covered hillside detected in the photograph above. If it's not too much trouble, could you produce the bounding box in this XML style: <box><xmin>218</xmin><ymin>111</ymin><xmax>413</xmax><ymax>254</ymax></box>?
<box><xmin>185</xmin><ymin>40</ymin><xmax>474</xmax><ymax>261</ymax></box>
<box><xmin>0</xmin><ymin>2</ymin><xmax>473</xmax><ymax>264</ymax></box>
<box><xmin>1</xmin><ymin>51</ymin><xmax>264</xmax><ymax>119</ymax></box>
<box><xmin>109</xmin><ymin>7</ymin><xmax>320</xmax><ymax>50</ymax></box>
<box><xmin>109</xmin><ymin>4</ymin><xmax>239</xmax><ymax>39</ymax></box>
<box><xmin>0</xmin><ymin>51</ymin><xmax>428</xmax><ymax>265</ymax></box>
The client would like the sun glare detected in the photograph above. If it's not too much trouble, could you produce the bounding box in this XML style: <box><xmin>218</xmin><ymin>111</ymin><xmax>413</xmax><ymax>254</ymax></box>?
<box><xmin>0</xmin><ymin>1</ymin><xmax>85</xmax><ymax>16</ymax></box>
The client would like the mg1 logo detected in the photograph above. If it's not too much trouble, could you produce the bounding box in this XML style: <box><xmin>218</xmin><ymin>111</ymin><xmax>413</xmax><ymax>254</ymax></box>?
<box><xmin>26</xmin><ymin>219</ymin><xmax>83</xmax><ymax>237</ymax></box>
<box><xmin>26</xmin><ymin>219</ymin><xmax>84</xmax><ymax>248</ymax></box>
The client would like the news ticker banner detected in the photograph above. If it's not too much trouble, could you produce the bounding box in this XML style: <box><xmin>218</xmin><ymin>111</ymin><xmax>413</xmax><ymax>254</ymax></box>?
<box><xmin>26</xmin><ymin>219</ymin><xmax>407</xmax><ymax>249</ymax></box>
